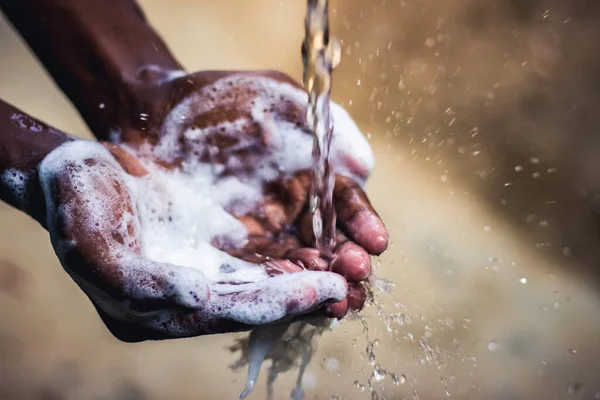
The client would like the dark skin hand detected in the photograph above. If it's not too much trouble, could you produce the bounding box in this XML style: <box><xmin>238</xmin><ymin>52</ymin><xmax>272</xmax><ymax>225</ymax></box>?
<box><xmin>0</xmin><ymin>0</ymin><xmax>388</xmax><ymax>342</ymax></box>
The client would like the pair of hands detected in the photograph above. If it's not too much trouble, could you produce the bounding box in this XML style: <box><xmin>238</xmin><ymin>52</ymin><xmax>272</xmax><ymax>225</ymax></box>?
<box><xmin>3</xmin><ymin>69</ymin><xmax>388</xmax><ymax>342</ymax></box>
<box><xmin>0</xmin><ymin>0</ymin><xmax>388</xmax><ymax>342</ymax></box>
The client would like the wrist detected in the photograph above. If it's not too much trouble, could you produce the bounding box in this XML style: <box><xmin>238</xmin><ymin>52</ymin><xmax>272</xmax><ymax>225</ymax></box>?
<box><xmin>0</xmin><ymin>100</ymin><xmax>71</xmax><ymax>225</ymax></box>
<box><xmin>1</xmin><ymin>0</ymin><xmax>184</xmax><ymax>140</ymax></box>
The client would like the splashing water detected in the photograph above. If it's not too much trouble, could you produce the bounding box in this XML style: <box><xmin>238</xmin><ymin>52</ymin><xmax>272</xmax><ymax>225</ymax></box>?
<box><xmin>230</xmin><ymin>318</ymin><xmax>332</xmax><ymax>399</ymax></box>
<box><xmin>237</xmin><ymin>322</ymin><xmax>291</xmax><ymax>399</ymax></box>
<box><xmin>302</xmin><ymin>0</ymin><xmax>341</xmax><ymax>259</ymax></box>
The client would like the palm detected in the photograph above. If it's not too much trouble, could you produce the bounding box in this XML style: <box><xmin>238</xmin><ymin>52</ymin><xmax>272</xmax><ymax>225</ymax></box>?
<box><xmin>38</xmin><ymin>71</ymin><xmax>387</xmax><ymax>342</ymax></box>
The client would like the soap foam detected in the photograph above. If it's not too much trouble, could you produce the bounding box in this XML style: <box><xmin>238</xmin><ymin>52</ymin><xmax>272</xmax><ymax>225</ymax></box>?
<box><xmin>155</xmin><ymin>75</ymin><xmax>374</xmax><ymax>186</ymax></box>
<box><xmin>1</xmin><ymin>168</ymin><xmax>31</xmax><ymax>211</ymax></box>
<box><xmin>35</xmin><ymin>74</ymin><xmax>371</xmax><ymax>340</ymax></box>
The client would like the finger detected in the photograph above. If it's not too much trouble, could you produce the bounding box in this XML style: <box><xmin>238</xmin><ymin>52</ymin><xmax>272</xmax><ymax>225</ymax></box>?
<box><xmin>237</xmin><ymin>253</ymin><xmax>269</xmax><ymax>264</ymax></box>
<box><xmin>238</xmin><ymin>216</ymin><xmax>267</xmax><ymax>236</ymax></box>
<box><xmin>241</xmin><ymin>235</ymin><xmax>273</xmax><ymax>254</ymax></box>
<box><xmin>261</xmin><ymin>235</ymin><xmax>302</xmax><ymax>259</ymax></box>
<box><xmin>297</xmin><ymin>209</ymin><xmax>315</xmax><ymax>247</ymax></box>
<box><xmin>334</xmin><ymin>175</ymin><xmax>389</xmax><ymax>255</ymax></box>
<box><xmin>209</xmin><ymin>270</ymin><xmax>347</xmax><ymax>326</ymax></box>
<box><xmin>325</xmin><ymin>298</ymin><xmax>348</xmax><ymax>319</ymax></box>
<box><xmin>239</xmin><ymin>234</ymin><xmax>301</xmax><ymax>261</ymax></box>
<box><xmin>232</xmin><ymin>244</ymin><xmax>327</xmax><ymax>274</ymax></box>
<box><xmin>330</xmin><ymin>240</ymin><xmax>371</xmax><ymax>281</ymax></box>
<box><xmin>227</xmin><ymin>234</ymin><xmax>297</xmax><ymax>259</ymax></box>
<box><xmin>260</xmin><ymin>196</ymin><xmax>288</xmax><ymax>232</ymax></box>
<box><xmin>347</xmin><ymin>281</ymin><xmax>367</xmax><ymax>311</ymax></box>
<box><xmin>264</xmin><ymin>172</ymin><xmax>312</xmax><ymax>223</ymax></box>
<box><xmin>285</xmin><ymin>248</ymin><xmax>328</xmax><ymax>271</ymax></box>
<box><xmin>314</xmin><ymin>282</ymin><xmax>366</xmax><ymax>319</ymax></box>
<box><xmin>298</xmin><ymin>213</ymin><xmax>371</xmax><ymax>280</ymax></box>
<box><xmin>82</xmin><ymin>256</ymin><xmax>214</xmax><ymax>341</ymax></box>
<box><xmin>264</xmin><ymin>259</ymin><xmax>303</xmax><ymax>275</ymax></box>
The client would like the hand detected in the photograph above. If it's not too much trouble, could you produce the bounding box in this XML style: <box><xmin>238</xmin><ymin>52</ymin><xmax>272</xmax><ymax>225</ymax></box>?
<box><xmin>28</xmin><ymin>70</ymin><xmax>387</xmax><ymax>341</ymax></box>
<box><xmin>0</xmin><ymin>1</ymin><xmax>388</xmax><ymax>342</ymax></box>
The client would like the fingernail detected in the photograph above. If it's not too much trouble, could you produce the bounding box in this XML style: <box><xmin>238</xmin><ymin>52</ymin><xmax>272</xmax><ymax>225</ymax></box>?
<box><xmin>372</xmin><ymin>234</ymin><xmax>389</xmax><ymax>255</ymax></box>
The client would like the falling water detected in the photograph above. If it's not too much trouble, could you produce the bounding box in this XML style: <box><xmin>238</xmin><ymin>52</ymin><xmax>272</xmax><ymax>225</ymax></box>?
<box><xmin>233</xmin><ymin>3</ymin><xmax>402</xmax><ymax>398</ymax></box>
<box><xmin>232</xmin><ymin>4</ymin><xmax>342</xmax><ymax>399</ymax></box>
<box><xmin>302</xmin><ymin>0</ymin><xmax>341</xmax><ymax>259</ymax></box>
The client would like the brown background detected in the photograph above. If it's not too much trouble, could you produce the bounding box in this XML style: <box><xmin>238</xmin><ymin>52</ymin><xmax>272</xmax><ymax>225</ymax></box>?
<box><xmin>2</xmin><ymin>1</ymin><xmax>600</xmax><ymax>399</ymax></box>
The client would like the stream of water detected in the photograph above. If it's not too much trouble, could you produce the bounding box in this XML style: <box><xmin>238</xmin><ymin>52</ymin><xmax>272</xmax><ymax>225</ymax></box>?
<box><xmin>234</xmin><ymin>2</ymin><xmax>349</xmax><ymax>399</ymax></box>
<box><xmin>302</xmin><ymin>0</ymin><xmax>340</xmax><ymax>259</ymax></box>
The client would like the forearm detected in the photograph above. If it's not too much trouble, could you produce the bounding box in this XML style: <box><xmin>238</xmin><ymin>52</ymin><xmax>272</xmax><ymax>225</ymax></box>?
<box><xmin>0</xmin><ymin>99</ymin><xmax>71</xmax><ymax>226</ymax></box>
<box><xmin>0</xmin><ymin>0</ymin><xmax>183</xmax><ymax>140</ymax></box>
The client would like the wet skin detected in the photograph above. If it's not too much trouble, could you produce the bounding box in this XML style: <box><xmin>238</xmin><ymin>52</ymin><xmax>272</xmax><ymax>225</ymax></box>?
<box><xmin>0</xmin><ymin>0</ymin><xmax>388</xmax><ymax>342</ymax></box>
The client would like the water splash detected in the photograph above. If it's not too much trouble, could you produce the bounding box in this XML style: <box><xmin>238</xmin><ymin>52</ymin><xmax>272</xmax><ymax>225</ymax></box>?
<box><xmin>229</xmin><ymin>318</ymin><xmax>331</xmax><ymax>399</ymax></box>
<box><xmin>238</xmin><ymin>322</ymin><xmax>290</xmax><ymax>399</ymax></box>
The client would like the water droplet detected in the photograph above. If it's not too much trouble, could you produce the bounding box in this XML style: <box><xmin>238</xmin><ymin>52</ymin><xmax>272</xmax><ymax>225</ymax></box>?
<box><xmin>325</xmin><ymin>357</ymin><xmax>339</xmax><ymax>371</ymax></box>
<box><xmin>354</xmin><ymin>380</ymin><xmax>366</xmax><ymax>392</ymax></box>
<box><xmin>291</xmin><ymin>387</ymin><xmax>304</xmax><ymax>400</ymax></box>
<box><xmin>366</xmin><ymin>342</ymin><xmax>376</xmax><ymax>366</ymax></box>
<box><xmin>535</xmin><ymin>361</ymin><xmax>547</xmax><ymax>376</ymax></box>
<box><xmin>357</xmin><ymin>79</ymin><xmax>361</xmax><ymax>86</ymax></box>
<box><xmin>391</xmin><ymin>373</ymin><xmax>406</xmax><ymax>386</ymax></box>
<box><xmin>441</xmin><ymin>174</ymin><xmax>449</xmax><ymax>183</ymax></box>
<box><xmin>139</xmin><ymin>113</ymin><xmax>149</xmax><ymax>121</ymax></box>
<box><xmin>530</xmin><ymin>157</ymin><xmax>540</xmax><ymax>164</ymax></box>
<box><xmin>532</xmin><ymin>172</ymin><xmax>541</xmax><ymax>179</ymax></box>
<box><xmin>563</xmin><ymin>247</ymin><xmax>572</xmax><ymax>257</ymax></box>
<box><xmin>569</xmin><ymin>348</ymin><xmax>577</xmax><ymax>355</ymax></box>
<box><xmin>520</xmin><ymin>277</ymin><xmax>528</xmax><ymax>284</ymax></box>
<box><xmin>484</xmin><ymin>225</ymin><xmax>491</xmax><ymax>233</ymax></box>
<box><xmin>98</xmin><ymin>103</ymin><xmax>105</xmax><ymax>109</ymax></box>
<box><xmin>425</xmin><ymin>37</ymin><xmax>436</xmax><ymax>48</ymax></box>
<box><xmin>514</xmin><ymin>165</ymin><xmax>524</xmax><ymax>172</ymax></box>
<box><xmin>595</xmin><ymin>391</ymin><xmax>600</xmax><ymax>399</ymax></box>
<box><xmin>488</xmin><ymin>340</ymin><xmax>499</xmax><ymax>352</ymax></box>
<box><xmin>371</xmin><ymin>365</ymin><xmax>386</xmax><ymax>382</ymax></box>
<box><xmin>554</xmin><ymin>302</ymin><xmax>561</xmax><ymax>309</ymax></box>
<box><xmin>568</xmin><ymin>382</ymin><xmax>582</xmax><ymax>396</ymax></box>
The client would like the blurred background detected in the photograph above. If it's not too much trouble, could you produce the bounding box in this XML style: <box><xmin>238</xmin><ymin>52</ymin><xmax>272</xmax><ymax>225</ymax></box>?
<box><xmin>2</xmin><ymin>0</ymin><xmax>600</xmax><ymax>399</ymax></box>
